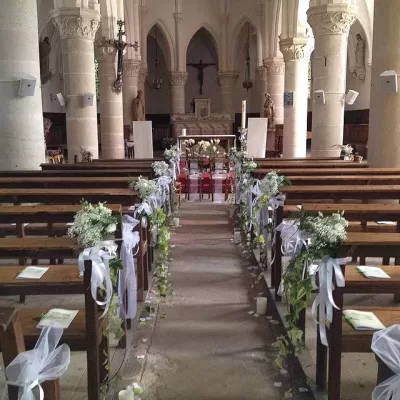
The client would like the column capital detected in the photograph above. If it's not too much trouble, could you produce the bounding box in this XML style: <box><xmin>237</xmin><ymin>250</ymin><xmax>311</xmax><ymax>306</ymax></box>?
<box><xmin>138</xmin><ymin>67</ymin><xmax>148</xmax><ymax>84</ymax></box>
<box><xmin>307</xmin><ymin>4</ymin><xmax>357</xmax><ymax>36</ymax></box>
<box><xmin>217</xmin><ymin>71</ymin><xmax>239</xmax><ymax>86</ymax></box>
<box><xmin>262</xmin><ymin>57</ymin><xmax>285</xmax><ymax>76</ymax></box>
<box><xmin>168</xmin><ymin>71</ymin><xmax>188</xmax><ymax>86</ymax></box>
<box><xmin>123</xmin><ymin>59</ymin><xmax>142</xmax><ymax>77</ymax></box>
<box><xmin>140</xmin><ymin>5</ymin><xmax>148</xmax><ymax>17</ymax></box>
<box><xmin>279</xmin><ymin>37</ymin><xmax>312</xmax><ymax>62</ymax></box>
<box><xmin>256</xmin><ymin>3</ymin><xmax>265</xmax><ymax>16</ymax></box>
<box><xmin>256</xmin><ymin>66</ymin><xmax>268</xmax><ymax>82</ymax></box>
<box><xmin>52</xmin><ymin>8</ymin><xmax>100</xmax><ymax>41</ymax></box>
<box><xmin>174</xmin><ymin>12</ymin><xmax>184</xmax><ymax>23</ymax></box>
<box><xmin>95</xmin><ymin>43</ymin><xmax>117</xmax><ymax>63</ymax></box>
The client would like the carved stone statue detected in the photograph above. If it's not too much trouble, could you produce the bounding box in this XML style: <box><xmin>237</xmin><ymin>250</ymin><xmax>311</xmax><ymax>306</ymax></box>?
<box><xmin>39</xmin><ymin>37</ymin><xmax>52</xmax><ymax>85</ymax></box>
<box><xmin>132</xmin><ymin>90</ymin><xmax>145</xmax><ymax>121</ymax></box>
<box><xmin>354</xmin><ymin>33</ymin><xmax>366</xmax><ymax>82</ymax></box>
<box><xmin>43</xmin><ymin>117</ymin><xmax>52</xmax><ymax>148</ymax></box>
<box><xmin>263</xmin><ymin>93</ymin><xmax>275</xmax><ymax>128</ymax></box>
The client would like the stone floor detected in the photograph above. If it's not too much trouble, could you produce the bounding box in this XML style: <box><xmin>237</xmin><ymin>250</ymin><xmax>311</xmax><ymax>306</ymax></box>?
<box><xmin>122</xmin><ymin>201</ymin><xmax>289</xmax><ymax>399</ymax></box>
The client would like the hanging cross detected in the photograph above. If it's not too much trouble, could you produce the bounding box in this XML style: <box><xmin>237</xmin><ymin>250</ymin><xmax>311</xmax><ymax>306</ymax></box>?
<box><xmin>99</xmin><ymin>20</ymin><xmax>139</xmax><ymax>94</ymax></box>
<box><xmin>186</xmin><ymin>59</ymin><xmax>216</xmax><ymax>95</ymax></box>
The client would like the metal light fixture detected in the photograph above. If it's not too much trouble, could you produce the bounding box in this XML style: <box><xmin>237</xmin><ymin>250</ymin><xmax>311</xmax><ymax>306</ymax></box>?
<box><xmin>242</xmin><ymin>22</ymin><xmax>253</xmax><ymax>91</ymax></box>
<box><xmin>151</xmin><ymin>29</ymin><xmax>163</xmax><ymax>90</ymax></box>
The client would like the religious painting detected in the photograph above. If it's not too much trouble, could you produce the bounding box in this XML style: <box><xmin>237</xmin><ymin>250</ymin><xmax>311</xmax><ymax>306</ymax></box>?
<box><xmin>284</xmin><ymin>92</ymin><xmax>294</xmax><ymax>107</ymax></box>
<box><xmin>194</xmin><ymin>98</ymin><xmax>211</xmax><ymax>119</ymax></box>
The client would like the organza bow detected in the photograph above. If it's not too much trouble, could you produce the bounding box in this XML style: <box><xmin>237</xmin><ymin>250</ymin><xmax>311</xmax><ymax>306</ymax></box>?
<box><xmin>268</xmin><ymin>194</ymin><xmax>286</xmax><ymax>210</ymax></box>
<box><xmin>118</xmin><ymin>215</ymin><xmax>140</xmax><ymax>319</ymax></box>
<box><xmin>78</xmin><ymin>240</ymin><xmax>117</xmax><ymax>318</ymax></box>
<box><xmin>311</xmin><ymin>257</ymin><xmax>346</xmax><ymax>346</ymax></box>
<box><xmin>275</xmin><ymin>220</ymin><xmax>308</xmax><ymax>258</ymax></box>
<box><xmin>156</xmin><ymin>175</ymin><xmax>172</xmax><ymax>215</ymax></box>
<box><xmin>371</xmin><ymin>325</ymin><xmax>400</xmax><ymax>400</ymax></box>
<box><xmin>3</xmin><ymin>326</ymin><xmax>70</xmax><ymax>400</ymax></box>
<box><xmin>136</xmin><ymin>200</ymin><xmax>153</xmax><ymax>217</ymax></box>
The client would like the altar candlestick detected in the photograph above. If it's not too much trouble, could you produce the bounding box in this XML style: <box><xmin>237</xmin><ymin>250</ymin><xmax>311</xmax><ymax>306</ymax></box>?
<box><xmin>241</xmin><ymin>100</ymin><xmax>246</xmax><ymax>129</ymax></box>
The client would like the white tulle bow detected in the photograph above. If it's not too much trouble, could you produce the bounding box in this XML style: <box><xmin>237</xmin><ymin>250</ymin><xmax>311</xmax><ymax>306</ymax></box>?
<box><xmin>268</xmin><ymin>194</ymin><xmax>286</xmax><ymax>210</ymax></box>
<box><xmin>3</xmin><ymin>326</ymin><xmax>70</xmax><ymax>400</ymax></box>
<box><xmin>119</xmin><ymin>215</ymin><xmax>140</xmax><ymax>319</ymax></box>
<box><xmin>78</xmin><ymin>240</ymin><xmax>118</xmax><ymax>318</ymax></box>
<box><xmin>372</xmin><ymin>324</ymin><xmax>400</xmax><ymax>400</ymax></box>
<box><xmin>311</xmin><ymin>257</ymin><xmax>346</xmax><ymax>346</ymax></box>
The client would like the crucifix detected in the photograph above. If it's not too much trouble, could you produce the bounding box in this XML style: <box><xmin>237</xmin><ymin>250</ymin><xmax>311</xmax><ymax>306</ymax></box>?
<box><xmin>187</xmin><ymin>59</ymin><xmax>216</xmax><ymax>95</ymax></box>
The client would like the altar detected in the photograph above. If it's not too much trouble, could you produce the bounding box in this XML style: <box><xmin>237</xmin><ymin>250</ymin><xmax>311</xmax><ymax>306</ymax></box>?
<box><xmin>171</xmin><ymin>99</ymin><xmax>234</xmax><ymax>137</ymax></box>
<box><xmin>178</xmin><ymin>135</ymin><xmax>236</xmax><ymax>154</ymax></box>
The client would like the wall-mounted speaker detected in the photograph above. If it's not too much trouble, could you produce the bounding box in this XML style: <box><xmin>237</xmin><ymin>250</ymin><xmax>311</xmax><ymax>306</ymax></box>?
<box><xmin>313</xmin><ymin>89</ymin><xmax>325</xmax><ymax>105</ymax></box>
<box><xmin>82</xmin><ymin>93</ymin><xmax>94</xmax><ymax>107</ymax></box>
<box><xmin>18</xmin><ymin>75</ymin><xmax>37</xmax><ymax>97</ymax></box>
<box><xmin>380</xmin><ymin>70</ymin><xmax>398</xmax><ymax>93</ymax></box>
<box><xmin>345</xmin><ymin>90</ymin><xmax>359</xmax><ymax>105</ymax></box>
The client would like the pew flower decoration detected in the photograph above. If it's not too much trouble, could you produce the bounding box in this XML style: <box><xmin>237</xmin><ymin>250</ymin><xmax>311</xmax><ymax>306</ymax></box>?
<box><xmin>332</xmin><ymin>143</ymin><xmax>353</xmax><ymax>159</ymax></box>
<box><xmin>275</xmin><ymin>211</ymin><xmax>348</xmax><ymax>368</ymax></box>
<box><xmin>152</xmin><ymin>161</ymin><xmax>170</xmax><ymax>177</ymax></box>
<box><xmin>80</xmin><ymin>147</ymin><xmax>93</xmax><ymax>162</ymax></box>
<box><xmin>68</xmin><ymin>201</ymin><xmax>118</xmax><ymax>248</ymax></box>
<box><xmin>164</xmin><ymin>144</ymin><xmax>181</xmax><ymax>180</ymax></box>
<box><xmin>130</xmin><ymin>176</ymin><xmax>158</xmax><ymax>200</ymax></box>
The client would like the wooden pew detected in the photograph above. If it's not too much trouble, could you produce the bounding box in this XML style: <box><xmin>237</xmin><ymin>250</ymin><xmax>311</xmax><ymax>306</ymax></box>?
<box><xmin>273</xmin><ymin>186</ymin><xmax>400</xmax><ymax>299</ymax></box>
<box><xmin>286</xmin><ymin>175</ymin><xmax>400</xmax><ymax>186</ymax></box>
<box><xmin>253</xmin><ymin>161</ymin><xmax>368</xmax><ymax>169</ymax></box>
<box><xmin>254</xmin><ymin>168</ymin><xmax>400</xmax><ymax>177</ymax></box>
<box><xmin>40</xmin><ymin>162</ymin><xmax>156</xmax><ymax>171</ymax></box>
<box><xmin>0</xmin><ymin>308</ymin><xmax>61</xmax><ymax>399</ymax></box>
<box><xmin>0</xmin><ymin>261</ymin><xmax>109</xmax><ymax>400</ymax></box>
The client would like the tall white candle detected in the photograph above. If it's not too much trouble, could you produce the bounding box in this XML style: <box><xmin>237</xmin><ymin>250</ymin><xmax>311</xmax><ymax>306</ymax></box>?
<box><xmin>182</xmin><ymin>128</ymin><xmax>187</xmax><ymax>136</ymax></box>
<box><xmin>117</xmin><ymin>0</ymin><xmax>124</xmax><ymax>20</ymax></box>
<box><xmin>241</xmin><ymin>100</ymin><xmax>246</xmax><ymax>129</ymax></box>
<box><xmin>256</xmin><ymin>297</ymin><xmax>268</xmax><ymax>315</ymax></box>
<box><xmin>118</xmin><ymin>389</ymin><xmax>134</xmax><ymax>400</ymax></box>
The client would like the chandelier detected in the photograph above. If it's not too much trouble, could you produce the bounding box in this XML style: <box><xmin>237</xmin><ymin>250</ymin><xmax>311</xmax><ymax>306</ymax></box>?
<box><xmin>151</xmin><ymin>29</ymin><xmax>163</xmax><ymax>90</ymax></box>
<box><xmin>242</xmin><ymin>22</ymin><xmax>253</xmax><ymax>91</ymax></box>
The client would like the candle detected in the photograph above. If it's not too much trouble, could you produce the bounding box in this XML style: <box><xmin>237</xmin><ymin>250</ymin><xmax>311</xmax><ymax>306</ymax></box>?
<box><xmin>256</xmin><ymin>297</ymin><xmax>268</xmax><ymax>315</ymax></box>
<box><xmin>241</xmin><ymin>100</ymin><xmax>246</xmax><ymax>129</ymax></box>
<box><xmin>182</xmin><ymin>128</ymin><xmax>187</xmax><ymax>136</ymax></box>
<box><xmin>117</xmin><ymin>0</ymin><xmax>124</xmax><ymax>21</ymax></box>
<box><xmin>173</xmin><ymin>217</ymin><xmax>180</xmax><ymax>227</ymax></box>
<box><xmin>118</xmin><ymin>389</ymin><xmax>134</xmax><ymax>400</ymax></box>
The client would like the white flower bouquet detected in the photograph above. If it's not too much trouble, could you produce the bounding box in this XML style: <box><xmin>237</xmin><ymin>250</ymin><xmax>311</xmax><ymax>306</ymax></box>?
<box><xmin>68</xmin><ymin>201</ymin><xmax>118</xmax><ymax>248</ymax></box>
<box><xmin>164</xmin><ymin>144</ymin><xmax>180</xmax><ymax>161</ymax></box>
<box><xmin>130</xmin><ymin>176</ymin><xmax>159</xmax><ymax>200</ymax></box>
<box><xmin>258</xmin><ymin>171</ymin><xmax>286</xmax><ymax>197</ymax></box>
<box><xmin>79</xmin><ymin>147</ymin><xmax>93</xmax><ymax>162</ymax></box>
<box><xmin>332</xmin><ymin>143</ymin><xmax>353</xmax><ymax>156</ymax></box>
<box><xmin>152</xmin><ymin>161</ymin><xmax>170</xmax><ymax>177</ymax></box>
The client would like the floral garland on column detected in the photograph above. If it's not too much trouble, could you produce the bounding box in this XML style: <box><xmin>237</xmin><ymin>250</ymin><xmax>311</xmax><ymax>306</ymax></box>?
<box><xmin>275</xmin><ymin>211</ymin><xmax>348</xmax><ymax>368</ymax></box>
<box><xmin>229</xmin><ymin>149</ymin><xmax>257</xmax><ymax>236</ymax></box>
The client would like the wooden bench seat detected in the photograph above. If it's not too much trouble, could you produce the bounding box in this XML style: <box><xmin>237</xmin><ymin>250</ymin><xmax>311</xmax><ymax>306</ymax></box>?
<box><xmin>0</xmin><ymin>169</ymin><xmax>154</xmax><ymax>178</ymax></box>
<box><xmin>255</xmin><ymin>168</ymin><xmax>400</xmax><ymax>177</ymax></box>
<box><xmin>341</xmin><ymin>306</ymin><xmax>400</xmax><ymax>354</ymax></box>
<box><xmin>0</xmin><ymin>265</ymin><xmax>82</xmax><ymax>295</ymax></box>
<box><xmin>287</xmin><ymin>174</ymin><xmax>400</xmax><ymax>185</ymax></box>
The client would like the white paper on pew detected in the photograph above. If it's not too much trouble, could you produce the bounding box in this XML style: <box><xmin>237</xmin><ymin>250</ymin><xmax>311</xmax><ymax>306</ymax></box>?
<box><xmin>37</xmin><ymin>309</ymin><xmax>78</xmax><ymax>329</ymax></box>
<box><xmin>17</xmin><ymin>266</ymin><xmax>49</xmax><ymax>280</ymax></box>
<box><xmin>377</xmin><ymin>221</ymin><xmax>396</xmax><ymax>225</ymax></box>
<box><xmin>357</xmin><ymin>266</ymin><xmax>391</xmax><ymax>279</ymax></box>
<box><xmin>10</xmin><ymin>223</ymin><xmax>29</xmax><ymax>227</ymax></box>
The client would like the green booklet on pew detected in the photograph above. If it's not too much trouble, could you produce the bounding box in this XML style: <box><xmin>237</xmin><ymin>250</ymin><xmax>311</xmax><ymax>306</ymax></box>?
<box><xmin>343</xmin><ymin>310</ymin><xmax>385</xmax><ymax>331</ymax></box>
<box><xmin>357</xmin><ymin>266</ymin><xmax>391</xmax><ymax>279</ymax></box>
<box><xmin>37</xmin><ymin>308</ymin><xmax>79</xmax><ymax>329</ymax></box>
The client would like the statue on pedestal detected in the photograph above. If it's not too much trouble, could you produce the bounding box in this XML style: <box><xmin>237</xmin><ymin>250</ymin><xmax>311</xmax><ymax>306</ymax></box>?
<box><xmin>263</xmin><ymin>93</ymin><xmax>275</xmax><ymax>128</ymax></box>
<box><xmin>353</xmin><ymin>34</ymin><xmax>366</xmax><ymax>82</ymax></box>
<box><xmin>132</xmin><ymin>90</ymin><xmax>145</xmax><ymax>121</ymax></box>
<box><xmin>39</xmin><ymin>37</ymin><xmax>52</xmax><ymax>85</ymax></box>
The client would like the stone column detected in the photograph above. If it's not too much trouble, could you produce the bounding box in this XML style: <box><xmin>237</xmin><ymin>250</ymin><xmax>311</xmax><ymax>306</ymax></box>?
<box><xmin>0</xmin><ymin>0</ymin><xmax>46</xmax><ymax>170</ymax></box>
<box><xmin>256</xmin><ymin>66</ymin><xmax>268</xmax><ymax>116</ymax></box>
<box><xmin>169</xmin><ymin>72</ymin><xmax>188</xmax><ymax>137</ymax></box>
<box><xmin>53</xmin><ymin>7</ymin><xmax>101</xmax><ymax>162</ymax></box>
<box><xmin>280</xmin><ymin>38</ymin><xmax>311</xmax><ymax>158</ymax></box>
<box><xmin>97</xmin><ymin>46</ymin><xmax>125</xmax><ymax>159</ymax></box>
<box><xmin>123</xmin><ymin>60</ymin><xmax>141</xmax><ymax>128</ymax></box>
<box><xmin>123</xmin><ymin>0</ymin><xmax>141</xmax><ymax>131</ymax></box>
<box><xmin>138</xmin><ymin>67</ymin><xmax>148</xmax><ymax>109</ymax></box>
<box><xmin>263</xmin><ymin>58</ymin><xmax>285</xmax><ymax>150</ymax></box>
<box><xmin>368</xmin><ymin>0</ymin><xmax>400</xmax><ymax>167</ymax></box>
<box><xmin>218</xmin><ymin>72</ymin><xmax>239</xmax><ymax>115</ymax></box>
<box><xmin>263</xmin><ymin>57</ymin><xmax>285</xmax><ymax>125</ymax></box>
<box><xmin>307</xmin><ymin>3</ymin><xmax>357</xmax><ymax>157</ymax></box>
<box><xmin>169</xmin><ymin>72</ymin><xmax>188</xmax><ymax>114</ymax></box>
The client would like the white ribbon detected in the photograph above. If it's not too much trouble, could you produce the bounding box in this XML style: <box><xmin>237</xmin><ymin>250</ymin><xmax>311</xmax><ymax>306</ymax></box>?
<box><xmin>269</xmin><ymin>194</ymin><xmax>286</xmax><ymax>210</ymax></box>
<box><xmin>3</xmin><ymin>326</ymin><xmax>70</xmax><ymax>400</ymax></box>
<box><xmin>371</xmin><ymin>324</ymin><xmax>400</xmax><ymax>400</ymax></box>
<box><xmin>78</xmin><ymin>240</ymin><xmax>117</xmax><ymax>318</ymax></box>
<box><xmin>136</xmin><ymin>200</ymin><xmax>153</xmax><ymax>217</ymax></box>
<box><xmin>118</xmin><ymin>215</ymin><xmax>140</xmax><ymax>319</ymax></box>
<box><xmin>311</xmin><ymin>257</ymin><xmax>346</xmax><ymax>346</ymax></box>
<box><xmin>156</xmin><ymin>175</ymin><xmax>172</xmax><ymax>214</ymax></box>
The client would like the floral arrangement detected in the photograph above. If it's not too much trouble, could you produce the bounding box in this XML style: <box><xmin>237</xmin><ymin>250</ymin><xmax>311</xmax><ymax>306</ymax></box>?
<box><xmin>275</xmin><ymin>211</ymin><xmax>348</xmax><ymax>368</ymax></box>
<box><xmin>67</xmin><ymin>201</ymin><xmax>118</xmax><ymax>248</ymax></box>
<box><xmin>129</xmin><ymin>176</ymin><xmax>158</xmax><ymax>200</ymax></box>
<box><xmin>164</xmin><ymin>144</ymin><xmax>180</xmax><ymax>161</ymax></box>
<box><xmin>80</xmin><ymin>147</ymin><xmax>93</xmax><ymax>162</ymax></box>
<box><xmin>182</xmin><ymin>138</ymin><xmax>196</xmax><ymax>158</ymax></box>
<box><xmin>332</xmin><ymin>143</ymin><xmax>353</xmax><ymax>158</ymax></box>
<box><xmin>152</xmin><ymin>161</ymin><xmax>170</xmax><ymax>177</ymax></box>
